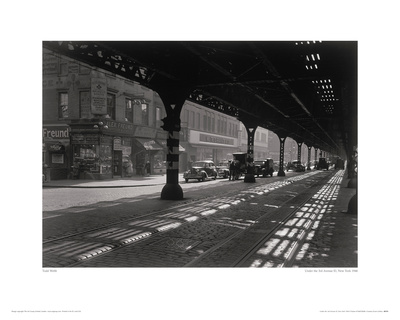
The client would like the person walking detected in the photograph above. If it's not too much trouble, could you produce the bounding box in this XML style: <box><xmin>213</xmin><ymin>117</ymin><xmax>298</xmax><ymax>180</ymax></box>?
<box><xmin>229</xmin><ymin>160</ymin><xmax>235</xmax><ymax>181</ymax></box>
<box><xmin>145</xmin><ymin>161</ymin><xmax>151</xmax><ymax>176</ymax></box>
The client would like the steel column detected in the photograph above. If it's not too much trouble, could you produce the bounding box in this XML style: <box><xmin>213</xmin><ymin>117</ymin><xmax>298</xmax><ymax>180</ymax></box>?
<box><xmin>160</xmin><ymin>108</ymin><xmax>184</xmax><ymax>200</ymax></box>
<box><xmin>307</xmin><ymin>146</ymin><xmax>312</xmax><ymax>170</ymax></box>
<box><xmin>297</xmin><ymin>142</ymin><xmax>303</xmax><ymax>163</ymax></box>
<box><xmin>244</xmin><ymin>126</ymin><xmax>257</xmax><ymax>182</ymax></box>
<box><xmin>278</xmin><ymin>136</ymin><xmax>286</xmax><ymax>176</ymax></box>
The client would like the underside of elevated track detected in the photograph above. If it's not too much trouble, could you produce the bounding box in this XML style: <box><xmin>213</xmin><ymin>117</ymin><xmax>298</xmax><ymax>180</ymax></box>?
<box><xmin>43</xmin><ymin>41</ymin><xmax>357</xmax><ymax>199</ymax></box>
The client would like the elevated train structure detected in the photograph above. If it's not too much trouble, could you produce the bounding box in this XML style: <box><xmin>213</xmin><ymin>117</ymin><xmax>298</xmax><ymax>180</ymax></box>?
<box><xmin>43</xmin><ymin>41</ymin><xmax>357</xmax><ymax>200</ymax></box>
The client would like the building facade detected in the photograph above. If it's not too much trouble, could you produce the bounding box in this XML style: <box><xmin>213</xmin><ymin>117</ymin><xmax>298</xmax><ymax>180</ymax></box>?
<box><xmin>43</xmin><ymin>48</ymin><xmax>168</xmax><ymax>180</ymax></box>
<box><xmin>43</xmin><ymin>48</ymin><xmax>290</xmax><ymax>180</ymax></box>
<box><xmin>238</xmin><ymin>124</ymin><xmax>270</xmax><ymax>160</ymax></box>
<box><xmin>180</xmin><ymin>101</ymin><xmax>241</xmax><ymax>167</ymax></box>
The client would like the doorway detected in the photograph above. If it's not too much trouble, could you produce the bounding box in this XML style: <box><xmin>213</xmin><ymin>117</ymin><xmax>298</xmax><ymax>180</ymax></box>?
<box><xmin>113</xmin><ymin>150</ymin><xmax>122</xmax><ymax>177</ymax></box>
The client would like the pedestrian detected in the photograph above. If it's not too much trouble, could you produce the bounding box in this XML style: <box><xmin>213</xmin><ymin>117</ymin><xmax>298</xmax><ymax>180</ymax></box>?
<box><xmin>145</xmin><ymin>161</ymin><xmax>151</xmax><ymax>176</ymax></box>
<box><xmin>229</xmin><ymin>160</ymin><xmax>235</xmax><ymax>180</ymax></box>
<box><xmin>125</xmin><ymin>159</ymin><xmax>133</xmax><ymax>177</ymax></box>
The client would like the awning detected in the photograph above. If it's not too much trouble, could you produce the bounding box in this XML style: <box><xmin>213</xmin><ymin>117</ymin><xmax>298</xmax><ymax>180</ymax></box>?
<box><xmin>156</xmin><ymin>140</ymin><xmax>185</xmax><ymax>152</ymax></box>
<box><xmin>134</xmin><ymin>138</ymin><xmax>164</xmax><ymax>151</ymax></box>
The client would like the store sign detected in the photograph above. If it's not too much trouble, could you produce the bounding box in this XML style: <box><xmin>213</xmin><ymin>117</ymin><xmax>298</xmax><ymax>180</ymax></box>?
<box><xmin>113</xmin><ymin>137</ymin><xmax>122</xmax><ymax>150</ymax></box>
<box><xmin>104</xmin><ymin>120</ymin><xmax>134</xmax><ymax>134</ymax></box>
<box><xmin>71</xmin><ymin>134</ymin><xmax>99</xmax><ymax>144</ymax></box>
<box><xmin>134</xmin><ymin>126</ymin><xmax>157</xmax><ymax>138</ymax></box>
<box><xmin>199</xmin><ymin>133</ymin><xmax>235</xmax><ymax>146</ymax></box>
<box><xmin>189</xmin><ymin>130</ymin><xmax>237</xmax><ymax>147</ymax></box>
<box><xmin>91</xmin><ymin>77</ymin><xmax>107</xmax><ymax>115</ymax></box>
<box><xmin>49</xmin><ymin>144</ymin><xmax>64</xmax><ymax>151</ymax></box>
<box><xmin>43</xmin><ymin>126</ymin><xmax>70</xmax><ymax>139</ymax></box>
<box><xmin>52</xmin><ymin>154</ymin><xmax>64</xmax><ymax>164</ymax></box>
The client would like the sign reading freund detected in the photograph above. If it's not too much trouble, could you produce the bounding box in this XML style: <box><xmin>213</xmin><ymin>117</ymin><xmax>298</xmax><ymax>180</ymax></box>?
<box><xmin>91</xmin><ymin>77</ymin><xmax>107</xmax><ymax>115</ymax></box>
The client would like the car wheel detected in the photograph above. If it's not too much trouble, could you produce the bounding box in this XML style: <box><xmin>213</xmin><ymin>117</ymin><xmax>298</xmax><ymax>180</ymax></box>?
<box><xmin>201</xmin><ymin>175</ymin><xmax>205</xmax><ymax>182</ymax></box>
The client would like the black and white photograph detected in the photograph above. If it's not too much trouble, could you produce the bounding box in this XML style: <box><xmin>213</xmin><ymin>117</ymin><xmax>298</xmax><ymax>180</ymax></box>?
<box><xmin>2</xmin><ymin>1</ymin><xmax>399</xmax><ymax>319</ymax></box>
<box><xmin>41</xmin><ymin>40</ymin><xmax>358</xmax><ymax>269</ymax></box>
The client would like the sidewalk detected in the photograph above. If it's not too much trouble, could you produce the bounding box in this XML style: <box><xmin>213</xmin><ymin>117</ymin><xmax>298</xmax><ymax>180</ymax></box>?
<box><xmin>42</xmin><ymin>174</ymin><xmax>168</xmax><ymax>188</ymax></box>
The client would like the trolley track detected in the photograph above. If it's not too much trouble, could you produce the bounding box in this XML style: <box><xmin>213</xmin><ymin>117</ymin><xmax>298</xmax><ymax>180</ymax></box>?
<box><xmin>43</xmin><ymin>170</ymin><xmax>337</xmax><ymax>268</ymax></box>
<box><xmin>232</xmin><ymin>170</ymin><xmax>345</xmax><ymax>268</ymax></box>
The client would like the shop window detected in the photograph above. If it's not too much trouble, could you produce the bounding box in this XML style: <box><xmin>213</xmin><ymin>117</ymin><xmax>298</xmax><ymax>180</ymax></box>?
<box><xmin>59</xmin><ymin>92</ymin><xmax>69</xmax><ymax>118</ymax></box>
<box><xmin>107</xmin><ymin>93</ymin><xmax>116</xmax><ymax>120</ymax></box>
<box><xmin>125</xmin><ymin>98</ymin><xmax>133</xmax><ymax>122</ymax></box>
<box><xmin>73</xmin><ymin>143</ymin><xmax>112</xmax><ymax>176</ymax></box>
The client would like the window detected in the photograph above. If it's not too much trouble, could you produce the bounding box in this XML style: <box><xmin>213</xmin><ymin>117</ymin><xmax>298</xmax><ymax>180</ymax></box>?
<box><xmin>80</xmin><ymin>91</ymin><xmax>90</xmax><ymax>119</ymax></box>
<box><xmin>156</xmin><ymin>107</ymin><xmax>161</xmax><ymax>122</ymax></box>
<box><xmin>203</xmin><ymin>115</ymin><xmax>207</xmax><ymax>131</ymax></box>
<box><xmin>223</xmin><ymin>118</ymin><xmax>227</xmax><ymax>135</ymax></box>
<box><xmin>184</xmin><ymin>110</ymin><xmax>189</xmax><ymax>125</ymax></box>
<box><xmin>125</xmin><ymin>98</ymin><xmax>133</xmax><ymax>122</ymax></box>
<box><xmin>196</xmin><ymin>113</ymin><xmax>200</xmax><ymax>129</ymax></box>
<box><xmin>107</xmin><ymin>93</ymin><xmax>115</xmax><ymax>119</ymax></box>
<box><xmin>190</xmin><ymin>111</ymin><xmax>195</xmax><ymax>128</ymax></box>
<box><xmin>261</xmin><ymin>132</ymin><xmax>267</xmax><ymax>143</ymax></box>
<box><xmin>59</xmin><ymin>92</ymin><xmax>69</xmax><ymax>118</ymax></box>
<box><xmin>133</xmin><ymin>100</ymin><xmax>148</xmax><ymax>125</ymax></box>
<box><xmin>141</xmin><ymin>103</ymin><xmax>148</xmax><ymax>125</ymax></box>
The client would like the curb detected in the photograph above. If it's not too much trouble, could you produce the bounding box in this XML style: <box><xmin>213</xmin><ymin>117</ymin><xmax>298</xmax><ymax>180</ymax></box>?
<box><xmin>42</xmin><ymin>183</ymin><xmax>165</xmax><ymax>189</ymax></box>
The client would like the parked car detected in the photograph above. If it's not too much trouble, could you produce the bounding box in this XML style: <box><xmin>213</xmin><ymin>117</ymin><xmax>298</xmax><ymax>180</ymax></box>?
<box><xmin>254</xmin><ymin>160</ymin><xmax>266</xmax><ymax>177</ymax></box>
<box><xmin>316</xmin><ymin>157</ymin><xmax>329</xmax><ymax>170</ymax></box>
<box><xmin>286</xmin><ymin>160</ymin><xmax>306</xmax><ymax>172</ymax></box>
<box><xmin>183</xmin><ymin>160</ymin><xmax>218</xmax><ymax>182</ymax></box>
<box><xmin>216</xmin><ymin>160</ymin><xmax>230</xmax><ymax>178</ymax></box>
<box><xmin>254</xmin><ymin>159</ymin><xmax>275</xmax><ymax>177</ymax></box>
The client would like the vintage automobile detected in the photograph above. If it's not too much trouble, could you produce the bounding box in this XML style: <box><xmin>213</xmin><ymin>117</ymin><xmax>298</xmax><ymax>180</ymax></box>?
<box><xmin>216</xmin><ymin>160</ymin><xmax>230</xmax><ymax>178</ymax></box>
<box><xmin>316</xmin><ymin>157</ymin><xmax>329</xmax><ymax>170</ymax></box>
<box><xmin>254</xmin><ymin>159</ymin><xmax>275</xmax><ymax>177</ymax></box>
<box><xmin>286</xmin><ymin>160</ymin><xmax>306</xmax><ymax>172</ymax></box>
<box><xmin>183</xmin><ymin>160</ymin><xmax>218</xmax><ymax>182</ymax></box>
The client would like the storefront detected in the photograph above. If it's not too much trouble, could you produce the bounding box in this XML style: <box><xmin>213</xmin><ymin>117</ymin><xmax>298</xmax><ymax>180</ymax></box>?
<box><xmin>42</xmin><ymin>124</ymin><xmax>71</xmax><ymax>181</ymax></box>
<box><xmin>132</xmin><ymin>126</ymin><xmax>165</xmax><ymax>175</ymax></box>
<box><xmin>69</xmin><ymin>119</ymin><xmax>134</xmax><ymax>180</ymax></box>
<box><xmin>187</xmin><ymin>130</ymin><xmax>239</xmax><ymax>165</ymax></box>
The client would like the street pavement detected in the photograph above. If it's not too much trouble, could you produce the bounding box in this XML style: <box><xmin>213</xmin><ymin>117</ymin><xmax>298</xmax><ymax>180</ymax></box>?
<box><xmin>42</xmin><ymin>170</ymin><xmax>357</xmax><ymax>268</ymax></box>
